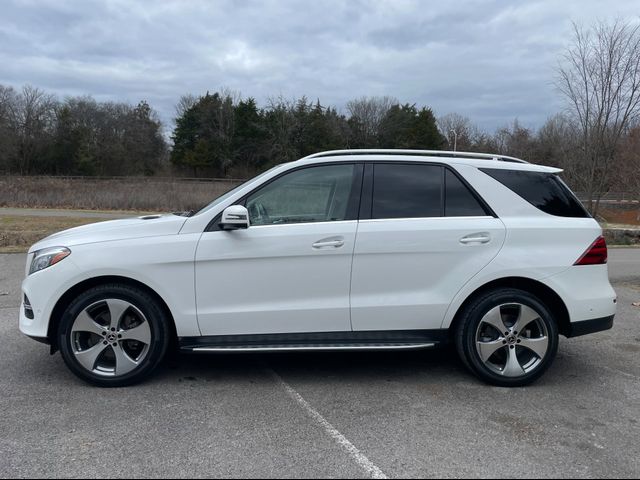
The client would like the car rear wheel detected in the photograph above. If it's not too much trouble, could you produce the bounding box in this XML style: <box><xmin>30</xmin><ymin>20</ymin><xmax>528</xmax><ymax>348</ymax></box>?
<box><xmin>455</xmin><ymin>288</ymin><xmax>559</xmax><ymax>387</ymax></box>
<box><xmin>58</xmin><ymin>284</ymin><xmax>170</xmax><ymax>387</ymax></box>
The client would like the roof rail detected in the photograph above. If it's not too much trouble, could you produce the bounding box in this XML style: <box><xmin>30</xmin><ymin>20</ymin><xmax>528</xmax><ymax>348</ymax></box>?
<box><xmin>303</xmin><ymin>149</ymin><xmax>529</xmax><ymax>164</ymax></box>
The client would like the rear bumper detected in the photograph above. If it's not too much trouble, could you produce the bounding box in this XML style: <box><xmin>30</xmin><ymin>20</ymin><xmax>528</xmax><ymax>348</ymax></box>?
<box><xmin>566</xmin><ymin>315</ymin><xmax>614</xmax><ymax>338</ymax></box>
<box><xmin>542</xmin><ymin>265</ymin><xmax>617</xmax><ymax>323</ymax></box>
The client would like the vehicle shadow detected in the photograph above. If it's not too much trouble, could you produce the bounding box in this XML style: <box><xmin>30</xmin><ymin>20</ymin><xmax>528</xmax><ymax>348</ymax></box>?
<box><xmin>152</xmin><ymin>343</ymin><xmax>606</xmax><ymax>391</ymax></box>
<box><xmin>7</xmin><ymin>336</ymin><xmax>602</xmax><ymax>391</ymax></box>
<box><xmin>157</xmin><ymin>345</ymin><xmax>467</xmax><ymax>385</ymax></box>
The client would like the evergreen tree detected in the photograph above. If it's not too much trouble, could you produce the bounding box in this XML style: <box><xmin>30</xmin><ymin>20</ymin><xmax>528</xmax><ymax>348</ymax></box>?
<box><xmin>232</xmin><ymin>98</ymin><xmax>268</xmax><ymax>176</ymax></box>
<box><xmin>379</xmin><ymin>104</ymin><xmax>445</xmax><ymax>149</ymax></box>
<box><xmin>171</xmin><ymin>92</ymin><xmax>234</xmax><ymax>176</ymax></box>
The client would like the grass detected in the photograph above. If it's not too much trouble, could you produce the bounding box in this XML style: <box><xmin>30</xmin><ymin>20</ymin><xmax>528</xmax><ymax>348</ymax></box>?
<box><xmin>0</xmin><ymin>215</ymin><xmax>104</xmax><ymax>253</ymax></box>
<box><xmin>601</xmin><ymin>222</ymin><xmax>640</xmax><ymax>229</ymax></box>
<box><xmin>2</xmin><ymin>214</ymin><xmax>639</xmax><ymax>254</ymax></box>
<box><xmin>0</xmin><ymin>175</ymin><xmax>638</xmax><ymax>252</ymax></box>
<box><xmin>0</xmin><ymin>176</ymin><xmax>241</xmax><ymax>212</ymax></box>
<box><xmin>599</xmin><ymin>207</ymin><xmax>640</xmax><ymax>226</ymax></box>
<box><xmin>2</xmin><ymin>212</ymin><xmax>638</xmax><ymax>254</ymax></box>
<box><xmin>0</xmin><ymin>176</ymin><xmax>242</xmax><ymax>252</ymax></box>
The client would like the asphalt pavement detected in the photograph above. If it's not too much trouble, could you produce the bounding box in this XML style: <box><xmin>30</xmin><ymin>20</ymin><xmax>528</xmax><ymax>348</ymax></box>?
<box><xmin>0</xmin><ymin>250</ymin><xmax>639</xmax><ymax>478</ymax></box>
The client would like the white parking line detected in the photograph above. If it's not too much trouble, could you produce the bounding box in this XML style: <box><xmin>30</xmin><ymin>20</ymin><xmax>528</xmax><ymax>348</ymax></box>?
<box><xmin>267</xmin><ymin>368</ymin><xmax>388</xmax><ymax>479</ymax></box>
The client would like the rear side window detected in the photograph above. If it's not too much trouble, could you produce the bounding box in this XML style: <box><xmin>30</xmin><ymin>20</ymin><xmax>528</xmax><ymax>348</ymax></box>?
<box><xmin>372</xmin><ymin>164</ymin><xmax>442</xmax><ymax>218</ymax></box>
<box><xmin>445</xmin><ymin>170</ymin><xmax>488</xmax><ymax>216</ymax></box>
<box><xmin>481</xmin><ymin>168</ymin><xmax>590</xmax><ymax>218</ymax></box>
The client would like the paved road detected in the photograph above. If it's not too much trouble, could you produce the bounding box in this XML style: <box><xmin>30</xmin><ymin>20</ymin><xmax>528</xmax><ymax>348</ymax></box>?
<box><xmin>0</xmin><ymin>251</ymin><xmax>639</xmax><ymax>478</ymax></box>
<box><xmin>607</xmin><ymin>248</ymin><xmax>640</xmax><ymax>285</ymax></box>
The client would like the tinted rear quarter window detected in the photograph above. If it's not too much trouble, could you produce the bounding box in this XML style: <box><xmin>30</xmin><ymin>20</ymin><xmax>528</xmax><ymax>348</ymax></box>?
<box><xmin>445</xmin><ymin>169</ymin><xmax>488</xmax><ymax>216</ymax></box>
<box><xmin>481</xmin><ymin>168</ymin><xmax>590</xmax><ymax>218</ymax></box>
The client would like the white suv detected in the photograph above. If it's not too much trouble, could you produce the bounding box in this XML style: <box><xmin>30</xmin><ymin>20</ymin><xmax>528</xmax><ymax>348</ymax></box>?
<box><xmin>19</xmin><ymin>150</ymin><xmax>617</xmax><ymax>387</ymax></box>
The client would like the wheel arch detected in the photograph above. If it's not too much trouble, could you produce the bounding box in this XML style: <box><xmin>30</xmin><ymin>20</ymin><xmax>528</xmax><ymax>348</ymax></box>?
<box><xmin>47</xmin><ymin>275</ymin><xmax>178</xmax><ymax>353</ymax></box>
<box><xmin>448</xmin><ymin>276</ymin><xmax>571</xmax><ymax>338</ymax></box>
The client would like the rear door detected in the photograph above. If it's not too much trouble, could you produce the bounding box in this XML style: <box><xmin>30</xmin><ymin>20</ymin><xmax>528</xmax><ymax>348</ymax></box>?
<box><xmin>350</xmin><ymin>163</ymin><xmax>506</xmax><ymax>331</ymax></box>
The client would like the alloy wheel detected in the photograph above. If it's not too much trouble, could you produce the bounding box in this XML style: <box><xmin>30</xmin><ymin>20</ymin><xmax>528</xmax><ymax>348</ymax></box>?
<box><xmin>475</xmin><ymin>303</ymin><xmax>549</xmax><ymax>378</ymax></box>
<box><xmin>70</xmin><ymin>299</ymin><xmax>152</xmax><ymax>377</ymax></box>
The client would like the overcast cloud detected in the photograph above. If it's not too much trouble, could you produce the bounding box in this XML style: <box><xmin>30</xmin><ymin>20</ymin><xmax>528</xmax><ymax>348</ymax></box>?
<box><xmin>1</xmin><ymin>0</ymin><xmax>638</xmax><ymax>133</ymax></box>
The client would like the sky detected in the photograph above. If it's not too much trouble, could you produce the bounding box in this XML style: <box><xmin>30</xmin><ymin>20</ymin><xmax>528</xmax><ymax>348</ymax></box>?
<box><xmin>1</xmin><ymin>0</ymin><xmax>638</xmax><ymax>134</ymax></box>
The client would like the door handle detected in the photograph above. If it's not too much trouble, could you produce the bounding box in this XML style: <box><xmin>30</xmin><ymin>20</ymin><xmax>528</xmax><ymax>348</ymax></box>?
<box><xmin>460</xmin><ymin>233</ymin><xmax>491</xmax><ymax>245</ymax></box>
<box><xmin>312</xmin><ymin>237</ymin><xmax>345</xmax><ymax>249</ymax></box>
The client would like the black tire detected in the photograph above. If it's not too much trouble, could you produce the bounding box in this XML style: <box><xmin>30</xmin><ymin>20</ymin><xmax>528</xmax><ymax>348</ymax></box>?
<box><xmin>455</xmin><ymin>288</ymin><xmax>559</xmax><ymax>387</ymax></box>
<box><xmin>58</xmin><ymin>283</ymin><xmax>170</xmax><ymax>387</ymax></box>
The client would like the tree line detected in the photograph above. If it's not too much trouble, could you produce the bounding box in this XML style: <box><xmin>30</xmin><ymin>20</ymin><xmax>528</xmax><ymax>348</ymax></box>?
<box><xmin>170</xmin><ymin>93</ymin><xmax>444</xmax><ymax>177</ymax></box>
<box><xmin>0</xmin><ymin>19</ymin><xmax>639</xmax><ymax>214</ymax></box>
<box><xmin>0</xmin><ymin>85</ymin><xmax>166</xmax><ymax>176</ymax></box>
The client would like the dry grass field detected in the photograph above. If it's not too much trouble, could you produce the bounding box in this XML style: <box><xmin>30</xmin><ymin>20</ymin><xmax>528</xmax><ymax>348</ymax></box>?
<box><xmin>599</xmin><ymin>206</ymin><xmax>640</xmax><ymax>226</ymax></box>
<box><xmin>0</xmin><ymin>176</ymin><xmax>244</xmax><ymax>253</ymax></box>
<box><xmin>1</xmin><ymin>176</ymin><xmax>639</xmax><ymax>222</ymax></box>
<box><xmin>0</xmin><ymin>215</ymin><xmax>103</xmax><ymax>253</ymax></box>
<box><xmin>0</xmin><ymin>176</ymin><xmax>242</xmax><ymax>212</ymax></box>
<box><xmin>1</xmin><ymin>175</ymin><xmax>638</xmax><ymax>252</ymax></box>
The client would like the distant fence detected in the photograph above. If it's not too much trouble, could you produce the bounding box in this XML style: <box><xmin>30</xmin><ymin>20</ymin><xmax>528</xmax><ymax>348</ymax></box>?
<box><xmin>1</xmin><ymin>175</ymin><xmax>638</xmax><ymax>207</ymax></box>
<box><xmin>575</xmin><ymin>192</ymin><xmax>639</xmax><ymax>203</ymax></box>
<box><xmin>1</xmin><ymin>175</ymin><xmax>248</xmax><ymax>184</ymax></box>
<box><xmin>3</xmin><ymin>178</ymin><xmax>635</xmax><ymax>196</ymax></box>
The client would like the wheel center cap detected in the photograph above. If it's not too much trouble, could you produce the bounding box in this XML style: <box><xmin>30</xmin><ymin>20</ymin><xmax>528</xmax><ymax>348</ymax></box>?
<box><xmin>107</xmin><ymin>333</ymin><xmax>117</xmax><ymax>343</ymax></box>
<box><xmin>507</xmin><ymin>335</ymin><xmax>517</xmax><ymax>345</ymax></box>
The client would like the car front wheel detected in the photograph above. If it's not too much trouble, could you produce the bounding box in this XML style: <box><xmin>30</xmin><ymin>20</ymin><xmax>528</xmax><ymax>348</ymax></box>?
<box><xmin>58</xmin><ymin>283</ymin><xmax>170</xmax><ymax>387</ymax></box>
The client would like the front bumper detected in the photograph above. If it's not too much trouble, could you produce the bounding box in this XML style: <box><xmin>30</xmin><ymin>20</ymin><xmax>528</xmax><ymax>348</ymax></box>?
<box><xmin>19</xmin><ymin>256</ymin><xmax>82</xmax><ymax>340</ymax></box>
<box><xmin>26</xmin><ymin>335</ymin><xmax>50</xmax><ymax>345</ymax></box>
<box><xmin>19</xmin><ymin>296</ymin><xmax>49</xmax><ymax>339</ymax></box>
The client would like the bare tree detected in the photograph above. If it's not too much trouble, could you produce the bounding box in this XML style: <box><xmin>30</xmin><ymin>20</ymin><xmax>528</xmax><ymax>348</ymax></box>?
<box><xmin>493</xmin><ymin>119</ymin><xmax>538</xmax><ymax>162</ymax></box>
<box><xmin>14</xmin><ymin>85</ymin><xmax>57</xmax><ymax>174</ymax></box>
<box><xmin>536</xmin><ymin>114</ymin><xmax>583</xmax><ymax>183</ymax></box>
<box><xmin>614</xmin><ymin>125</ymin><xmax>640</xmax><ymax>204</ymax></box>
<box><xmin>0</xmin><ymin>85</ymin><xmax>16</xmax><ymax>111</ymax></box>
<box><xmin>175</xmin><ymin>94</ymin><xmax>198</xmax><ymax>119</ymax></box>
<box><xmin>0</xmin><ymin>85</ymin><xmax>18</xmax><ymax>172</ymax></box>
<box><xmin>437</xmin><ymin>113</ymin><xmax>483</xmax><ymax>152</ymax></box>
<box><xmin>346</xmin><ymin>96</ymin><xmax>397</xmax><ymax>146</ymax></box>
<box><xmin>218</xmin><ymin>86</ymin><xmax>242</xmax><ymax>106</ymax></box>
<box><xmin>557</xmin><ymin>20</ymin><xmax>640</xmax><ymax>214</ymax></box>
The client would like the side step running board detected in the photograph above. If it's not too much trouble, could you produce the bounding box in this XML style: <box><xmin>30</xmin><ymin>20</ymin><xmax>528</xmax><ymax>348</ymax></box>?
<box><xmin>187</xmin><ymin>343</ymin><xmax>436</xmax><ymax>353</ymax></box>
<box><xmin>179</xmin><ymin>329</ymin><xmax>449</xmax><ymax>353</ymax></box>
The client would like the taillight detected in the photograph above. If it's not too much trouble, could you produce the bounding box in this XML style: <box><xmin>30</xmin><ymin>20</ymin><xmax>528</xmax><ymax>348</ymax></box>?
<box><xmin>574</xmin><ymin>236</ymin><xmax>608</xmax><ymax>265</ymax></box>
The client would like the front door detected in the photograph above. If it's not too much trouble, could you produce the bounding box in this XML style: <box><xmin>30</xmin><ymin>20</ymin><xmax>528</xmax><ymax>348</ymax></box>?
<box><xmin>195</xmin><ymin>163</ymin><xmax>362</xmax><ymax>336</ymax></box>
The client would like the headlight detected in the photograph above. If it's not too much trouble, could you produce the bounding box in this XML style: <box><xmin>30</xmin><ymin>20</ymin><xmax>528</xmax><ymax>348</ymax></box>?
<box><xmin>29</xmin><ymin>247</ymin><xmax>71</xmax><ymax>275</ymax></box>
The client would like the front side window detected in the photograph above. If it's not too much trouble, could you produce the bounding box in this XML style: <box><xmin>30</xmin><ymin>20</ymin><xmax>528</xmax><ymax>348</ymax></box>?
<box><xmin>372</xmin><ymin>164</ymin><xmax>443</xmax><ymax>219</ymax></box>
<box><xmin>246</xmin><ymin>164</ymin><xmax>357</xmax><ymax>225</ymax></box>
<box><xmin>195</xmin><ymin>165</ymin><xmax>280</xmax><ymax>216</ymax></box>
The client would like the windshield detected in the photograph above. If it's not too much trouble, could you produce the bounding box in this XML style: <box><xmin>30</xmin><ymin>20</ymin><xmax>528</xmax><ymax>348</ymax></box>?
<box><xmin>193</xmin><ymin>166</ymin><xmax>281</xmax><ymax>216</ymax></box>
